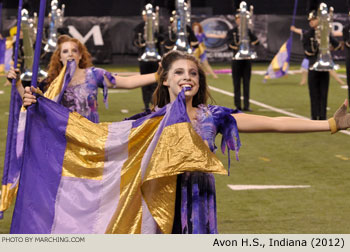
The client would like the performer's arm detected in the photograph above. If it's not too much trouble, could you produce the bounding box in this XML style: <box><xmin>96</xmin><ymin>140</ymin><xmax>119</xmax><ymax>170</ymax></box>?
<box><xmin>7</xmin><ymin>66</ymin><xmax>24</xmax><ymax>98</ymax></box>
<box><xmin>107</xmin><ymin>73</ymin><xmax>157</xmax><ymax>89</ymax></box>
<box><xmin>249</xmin><ymin>30</ymin><xmax>259</xmax><ymax>45</ymax></box>
<box><xmin>330</xmin><ymin>35</ymin><xmax>341</xmax><ymax>51</ymax></box>
<box><xmin>232</xmin><ymin>100</ymin><xmax>349</xmax><ymax>133</ymax></box>
<box><xmin>205</xmin><ymin>33</ymin><xmax>226</xmax><ymax>39</ymax></box>
<box><xmin>290</xmin><ymin>25</ymin><xmax>302</xmax><ymax>35</ymax></box>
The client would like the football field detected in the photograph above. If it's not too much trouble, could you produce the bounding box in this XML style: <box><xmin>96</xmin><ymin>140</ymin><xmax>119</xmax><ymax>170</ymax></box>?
<box><xmin>0</xmin><ymin>62</ymin><xmax>349</xmax><ymax>234</ymax></box>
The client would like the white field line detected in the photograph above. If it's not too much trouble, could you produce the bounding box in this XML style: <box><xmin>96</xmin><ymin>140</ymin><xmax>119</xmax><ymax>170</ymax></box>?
<box><xmin>227</xmin><ymin>184</ymin><xmax>311</xmax><ymax>191</ymax></box>
<box><xmin>208</xmin><ymin>85</ymin><xmax>350</xmax><ymax>136</ymax></box>
<box><xmin>100</xmin><ymin>89</ymin><xmax>130</xmax><ymax>93</ymax></box>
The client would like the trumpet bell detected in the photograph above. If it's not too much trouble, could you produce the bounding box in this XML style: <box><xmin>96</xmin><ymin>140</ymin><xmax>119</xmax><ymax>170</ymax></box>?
<box><xmin>234</xmin><ymin>44</ymin><xmax>257</xmax><ymax>60</ymax></box>
<box><xmin>20</xmin><ymin>69</ymin><xmax>48</xmax><ymax>85</ymax></box>
<box><xmin>44</xmin><ymin>37</ymin><xmax>57</xmax><ymax>53</ymax></box>
<box><xmin>174</xmin><ymin>37</ymin><xmax>192</xmax><ymax>54</ymax></box>
<box><xmin>234</xmin><ymin>50</ymin><xmax>257</xmax><ymax>60</ymax></box>
<box><xmin>139</xmin><ymin>48</ymin><xmax>161</xmax><ymax>62</ymax></box>
<box><xmin>310</xmin><ymin>54</ymin><xmax>336</xmax><ymax>71</ymax></box>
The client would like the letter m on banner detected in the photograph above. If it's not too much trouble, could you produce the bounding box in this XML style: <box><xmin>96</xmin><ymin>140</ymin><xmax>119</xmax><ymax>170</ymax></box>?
<box><xmin>68</xmin><ymin>25</ymin><xmax>104</xmax><ymax>46</ymax></box>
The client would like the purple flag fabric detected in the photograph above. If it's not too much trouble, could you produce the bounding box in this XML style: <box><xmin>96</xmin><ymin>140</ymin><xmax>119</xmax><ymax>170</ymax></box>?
<box><xmin>10</xmin><ymin>98</ymin><xmax>69</xmax><ymax>233</ymax></box>
<box><xmin>0</xmin><ymin>0</ymin><xmax>24</xmax><ymax>220</ymax></box>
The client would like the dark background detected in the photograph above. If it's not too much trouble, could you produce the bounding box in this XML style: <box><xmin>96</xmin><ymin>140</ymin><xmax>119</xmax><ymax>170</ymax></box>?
<box><xmin>2</xmin><ymin>0</ymin><xmax>348</xmax><ymax>16</ymax></box>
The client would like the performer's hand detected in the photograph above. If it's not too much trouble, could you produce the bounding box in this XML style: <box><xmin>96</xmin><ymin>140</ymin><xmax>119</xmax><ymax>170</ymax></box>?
<box><xmin>333</xmin><ymin>99</ymin><xmax>350</xmax><ymax>131</ymax></box>
<box><xmin>22</xmin><ymin>86</ymin><xmax>39</xmax><ymax>107</ymax></box>
<box><xmin>7</xmin><ymin>67</ymin><xmax>21</xmax><ymax>83</ymax></box>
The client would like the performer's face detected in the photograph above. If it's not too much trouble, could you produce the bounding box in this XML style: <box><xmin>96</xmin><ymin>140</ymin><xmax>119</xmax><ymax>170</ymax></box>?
<box><xmin>235</xmin><ymin>17</ymin><xmax>240</xmax><ymax>26</ymax></box>
<box><xmin>193</xmin><ymin>25</ymin><xmax>199</xmax><ymax>34</ymax></box>
<box><xmin>309</xmin><ymin>18</ymin><xmax>318</xmax><ymax>28</ymax></box>
<box><xmin>60</xmin><ymin>41</ymin><xmax>82</xmax><ymax>66</ymax></box>
<box><xmin>163</xmin><ymin>59</ymin><xmax>200</xmax><ymax>102</ymax></box>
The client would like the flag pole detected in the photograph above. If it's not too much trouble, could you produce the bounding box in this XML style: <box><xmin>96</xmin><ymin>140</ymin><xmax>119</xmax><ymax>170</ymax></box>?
<box><xmin>31</xmin><ymin>0</ymin><xmax>47</xmax><ymax>88</ymax></box>
<box><xmin>12</xmin><ymin>0</ymin><xmax>24</xmax><ymax>80</ymax></box>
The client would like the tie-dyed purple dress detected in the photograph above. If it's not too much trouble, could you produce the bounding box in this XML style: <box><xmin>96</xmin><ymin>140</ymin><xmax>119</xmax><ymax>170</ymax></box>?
<box><xmin>60</xmin><ymin>67</ymin><xmax>116</xmax><ymax>123</ymax></box>
<box><xmin>172</xmin><ymin>104</ymin><xmax>240</xmax><ymax>234</ymax></box>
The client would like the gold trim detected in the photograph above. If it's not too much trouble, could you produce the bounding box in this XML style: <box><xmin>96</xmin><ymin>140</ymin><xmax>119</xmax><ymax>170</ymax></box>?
<box><xmin>62</xmin><ymin>113</ymin><xmax>109</xmax><ymax>180</ymax></box>
<box><xmin>0</xmin><ymin>183</ymin><xmax>18</xmax><ymax>212</ymax></box>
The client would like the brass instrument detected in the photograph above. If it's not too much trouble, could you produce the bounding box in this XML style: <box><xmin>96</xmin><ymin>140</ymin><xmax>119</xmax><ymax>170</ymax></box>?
<box><xmin>173</xmin><ymin>0</ymin><xmax>192</xmax><ymax>53</ymax></box>
<box><xmin>44</xmin><ymin>0</ymin><xmax>65</xmax><ymax>53</ymax></box>
<box><xmin>155</xmin><ymin>6</ymin><xmax>160</xmax><ymax>34</ymax></box>
<box><xmin>168</xmin><ymin>10</ymin><xmax>176</xmax><ymax>41</ymax></box>
<box><xmin>185</xmin><ymin>0</ymin><xmax>191</xmax><ymax>24</ymax></box>
<box><xmin>234</xmin><ymin>1</ymin><xmax>257</xmax><ymax>60</ymax></box>
<box><xmin>20</xmin><ymin>9</ymin><xmax>47</xmax><ymax>84</ymax></box>
<box><xmin>138</xmin><ymin>4</ymin><xmax>161</xmax><ymax>62</ymax></box>
<box><xmin>310</xmin><ymin>3</ymin><xmax>336</xmax><ymax>71</ymax></box>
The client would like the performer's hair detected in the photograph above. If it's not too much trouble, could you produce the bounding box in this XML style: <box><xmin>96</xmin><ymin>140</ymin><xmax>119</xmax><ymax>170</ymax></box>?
<box><xmin>45</xmin><ymin>35</ymin><xmax>93</xmax><ymax>89</ymax></box>
<box><xmin>152</xmin><ymin>50</ymin><xmax>213</xmax><ymax>109</ymax></box>
<box><xmin>192</xmin><ymin>22</ymin><xmax>204</xmax><ymax>33</ymax></box>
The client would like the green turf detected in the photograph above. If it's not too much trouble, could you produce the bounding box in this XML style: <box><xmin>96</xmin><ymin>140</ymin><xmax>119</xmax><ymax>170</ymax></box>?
<box><xmin>0</xmin><ymin>63</ymin><xmax>349</xmax><ymax>234</ymax></box>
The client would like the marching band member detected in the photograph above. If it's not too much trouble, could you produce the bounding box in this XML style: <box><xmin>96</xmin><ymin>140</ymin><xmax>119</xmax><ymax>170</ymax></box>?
<box><xmin>225</xmin><ymin>1</ymin><xmax>259</xmax><ymax>112</ymax></box>
<box><xmin>133</xmin><ymin>5</ymin><xmax>164</xmax><ymax>111</ymax></box>
<box><xmin>303</xmin><ymin>3</ymin><xmax>341</xmax><ymax>120</ymax></box>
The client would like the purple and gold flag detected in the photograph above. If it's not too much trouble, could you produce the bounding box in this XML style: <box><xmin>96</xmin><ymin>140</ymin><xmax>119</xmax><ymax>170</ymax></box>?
<box><xmin>263</xmin><ymin>38</ymin><xmax>292</xmax><ymax>81</ymax></box>
<box><xmin>9</xmin><ymin>87</ymin><xmax>226</xmax><ymax>234</ymax></box>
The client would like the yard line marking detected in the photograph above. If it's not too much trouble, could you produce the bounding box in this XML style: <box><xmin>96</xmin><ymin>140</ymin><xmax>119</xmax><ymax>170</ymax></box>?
<box><xmin>227</xmin><ymin>184</ymin><xmax>311</xmax><ymax>191</ymax></box>
<box><xmin>208</xmin><ymin>85</ymin><xmax>350</xmax><ymax>136</ymax></box>
<box><xmin>100</xmin><ymin>90</ymin><xmax>130</xmax><ymax>93</ymax></box>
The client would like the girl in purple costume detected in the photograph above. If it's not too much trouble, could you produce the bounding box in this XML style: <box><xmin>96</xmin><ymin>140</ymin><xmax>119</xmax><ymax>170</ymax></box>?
<box><xmin>151</xmin><ymin>50</ymin><xmax>350</xmax><ymax>233</ymax></box>
<box><xmin>192</xmin><ymin>22</ymin><xmax>225</xmax><ymax>79</ymax></box>
<box><xmin>9</xmin><ymin>35</ymin><xmax>157</xmax><ymax>123</ymax></box>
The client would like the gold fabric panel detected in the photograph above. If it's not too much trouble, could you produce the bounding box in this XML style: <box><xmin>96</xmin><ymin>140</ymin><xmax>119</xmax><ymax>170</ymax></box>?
<box><xmin>62</xmin><ymin>113</ymin><xmax>109</xmax><ymax>180</ymax></box>
<box><xmin>105</xmin><ymin>116</ymin><xmax>163</xmax><ymax>234</ymax></box>
<box><xmin>43</xmin><ymin>64</ymin><xmax>67</xmax><ymax>100</ymax></box>
<box><xmin>141</xmin><ymin>176</ymin><xmax>177</xmax><ymax>233</ymax></box>
<box><xmin>143</xmin><ymin>122</ymin><xmax>227</xmax><ymax>234</ymax></box>
<box><xmin>0</xmin><ymin>184</ymin><xmax>18</xmax><ymax>212</ymax></box>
